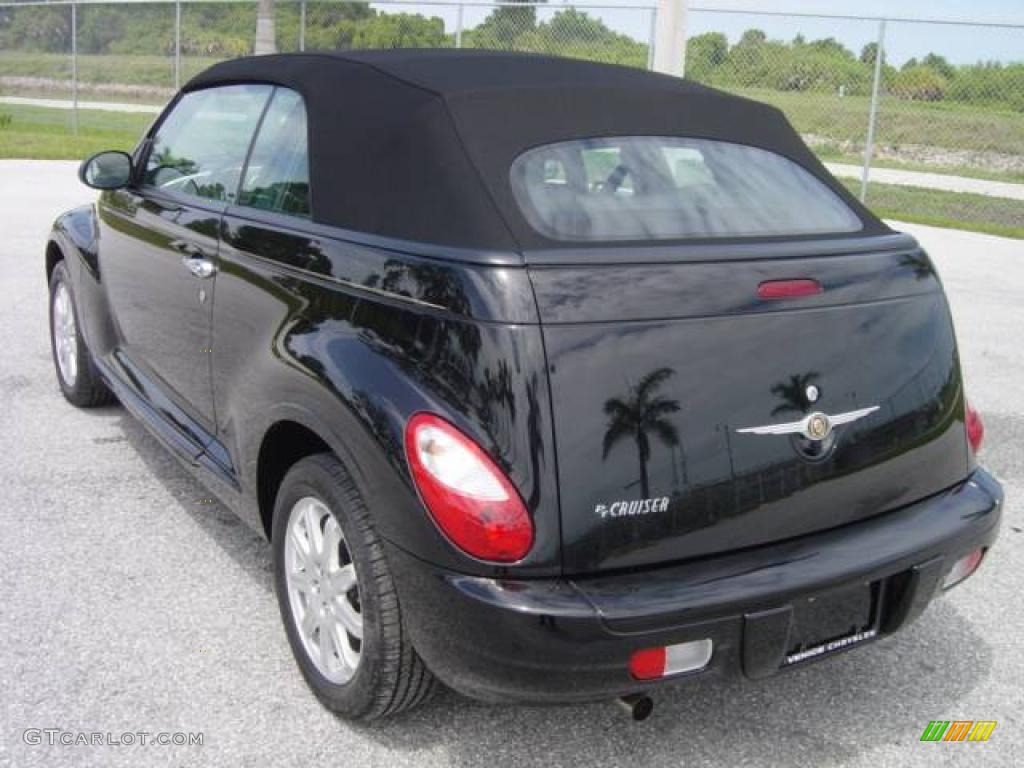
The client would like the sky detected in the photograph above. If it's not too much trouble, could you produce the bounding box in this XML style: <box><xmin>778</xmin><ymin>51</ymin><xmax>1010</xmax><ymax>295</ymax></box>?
<box><xmin>374</xmin><ymin>0</ymin><xmax>1024</xmax><ymax>65</ymax></box>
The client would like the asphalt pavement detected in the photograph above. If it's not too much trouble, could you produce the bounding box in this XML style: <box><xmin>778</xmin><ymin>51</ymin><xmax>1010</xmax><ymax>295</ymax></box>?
<box><xmin>1</xmin><ymin>160</ymin><xmax>1021</xmax><ymax>767</ymax></box>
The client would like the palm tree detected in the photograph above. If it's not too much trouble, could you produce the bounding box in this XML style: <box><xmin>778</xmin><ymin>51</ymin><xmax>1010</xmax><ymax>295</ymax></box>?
<box><xmin>770</xmin><ymin>372</ymin><xmax>820</xmax><ymax>416</ymax></box>
<box><xmin>602</xmin><ymin>367</ymin><xmax>680</xmax><ymax>498</ymax></box>
<box><xmin>255</xmin><ymin>0</ymin><xmax>276</xmax><ymax>55</ymax></box>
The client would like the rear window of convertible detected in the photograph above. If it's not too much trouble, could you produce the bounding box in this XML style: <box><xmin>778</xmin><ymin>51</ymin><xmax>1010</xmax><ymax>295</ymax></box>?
<box><xmin>509</xmin><ymin>137</ymin><xmax>862</xmax><ymax>242</ymax></box>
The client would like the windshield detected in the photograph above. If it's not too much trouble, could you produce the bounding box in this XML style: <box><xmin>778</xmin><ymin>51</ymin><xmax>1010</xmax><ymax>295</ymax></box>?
<box><xmin>509</xmin><ymin>136</ymin><xmax>863</xmax><ymax>242</ymax></box>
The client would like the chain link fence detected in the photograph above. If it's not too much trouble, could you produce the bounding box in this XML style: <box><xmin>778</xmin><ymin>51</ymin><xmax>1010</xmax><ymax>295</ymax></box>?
<box><xmin>686</xmin><ymin>8</ymin><xmax>1024</xmax><ymax>237</ymax></box>
<box><xmin>0</xmin><ymin>1</ymin><xmax>657</xmax><ymax>102</ymax></box>
<box><xmin>1</xmin><ymin>0</ymin><xmax>1022</xmax><ymax>236</ymax></box>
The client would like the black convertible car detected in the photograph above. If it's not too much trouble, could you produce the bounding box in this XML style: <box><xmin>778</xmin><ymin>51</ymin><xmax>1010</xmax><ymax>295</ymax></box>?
<box><xmin>48</xmin><ymin>50</ymin><xmax>1001</xmax><ymax>721</ymax></box>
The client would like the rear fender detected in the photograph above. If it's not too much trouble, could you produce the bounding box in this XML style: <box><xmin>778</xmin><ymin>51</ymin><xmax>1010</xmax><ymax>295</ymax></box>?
<box><xmin>211</xmin><ymin>221</ymin><xmax>562</xmax><ymax>577</ymax></box>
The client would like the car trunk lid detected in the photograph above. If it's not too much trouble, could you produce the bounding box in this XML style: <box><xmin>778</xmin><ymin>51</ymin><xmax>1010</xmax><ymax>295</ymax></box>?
<box><xmin>528</xmin><ymin>235</ymin><xmax>969</xmax><ymax>575</ymax></box>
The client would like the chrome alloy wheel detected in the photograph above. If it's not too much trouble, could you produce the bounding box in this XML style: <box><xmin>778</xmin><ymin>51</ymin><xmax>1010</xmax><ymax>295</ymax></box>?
<box><xmin>285</xmin><ymin>496</ymin><xmax>363</xmax><ymax>683</ymax></box>
<box><xmin>52</xmin><ymin>282</ymin><xmax>78</xmax><ymax>387</ymax></box>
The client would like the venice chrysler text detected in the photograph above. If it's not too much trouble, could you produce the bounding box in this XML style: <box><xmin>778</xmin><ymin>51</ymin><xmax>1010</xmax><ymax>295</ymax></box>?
<box><xmin>45</xmin><ymin>50</ymin><xmax>1003</xmax><ymax>721</ymax></box>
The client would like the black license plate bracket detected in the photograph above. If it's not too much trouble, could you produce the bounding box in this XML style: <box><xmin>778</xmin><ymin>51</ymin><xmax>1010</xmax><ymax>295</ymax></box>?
<box><xmin>783</xmin><ymin>581</ymin><xmax>881</xmax><ymax>666</ymax></box>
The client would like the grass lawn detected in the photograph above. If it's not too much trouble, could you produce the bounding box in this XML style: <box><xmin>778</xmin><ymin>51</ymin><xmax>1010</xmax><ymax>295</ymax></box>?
<box><xmin>0</xmin><ymin>103</ymin><xmax>152</xmax><ymax>160</ymax></box>
<box><xmin>726</xmin><ymin>86</ymin><xmax>1024</xmax><ymax>158</ymax></box>
<box><xmin>845</xmin><ymin>179</ymin><xmax>1024</xmax><ymax>239</ymax></box>
<box><xmin>0</xmin><ymin>51</ymin><xmax>221</xmax><ymax>91</ymax></box>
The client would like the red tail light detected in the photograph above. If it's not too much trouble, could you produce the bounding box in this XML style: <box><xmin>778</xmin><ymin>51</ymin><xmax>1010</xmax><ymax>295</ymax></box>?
<box><xmin>404</xmin><ymin>413</ymin><xmax>533</xmax><ymax>562</ymax></box>
<box><xmin>628</xmin><ymin>640</ymin><xmax>714</xmax><ymax>680</ymax></box>
<box><xmin>628</xmin><ymin>647</ymin><xmax>667</xmax><ymax>680</ymax></box>
<box><xmin>966</xmin><ymin>401</ymin><xmax>985</xmax><ymax>454</ymax></box>
<box><xmin>757</xmin><ymin>278</ymin><xmax>823</xmax><ymax>300</ymax></box>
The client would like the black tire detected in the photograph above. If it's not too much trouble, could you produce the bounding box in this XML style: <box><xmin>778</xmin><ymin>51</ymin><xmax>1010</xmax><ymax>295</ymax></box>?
<box><xmin>272</xmin><ymin>453</ymin><xmax>436</xmax><ymax>720</ymax></box>
<box><xmin>48</xmin><ymin>260</ymin><xmax>116</xmax><ymax>408</ymax></box>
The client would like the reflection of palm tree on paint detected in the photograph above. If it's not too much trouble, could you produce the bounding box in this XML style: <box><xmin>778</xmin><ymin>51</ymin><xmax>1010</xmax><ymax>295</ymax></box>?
<box><xmin>899</xmin><ymin>252</ymin><xmax>934</xmax><ymax>281</ymax></box>
<box><xmin>602</xmin><ymin>368</ymin><xmax>680</xmax><ymax>498</ymax></box>
<box><xmin>770</xmin><ymin>372</ymin><xmax>820</xmax><ymax>416</ymax></box>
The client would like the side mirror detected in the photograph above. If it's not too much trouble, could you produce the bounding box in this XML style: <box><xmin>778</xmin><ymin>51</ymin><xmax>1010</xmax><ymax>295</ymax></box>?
<box><xmin>79</xmin><ymin>150</ymin><xmax>133</xmax><ymax>190</ymax></box>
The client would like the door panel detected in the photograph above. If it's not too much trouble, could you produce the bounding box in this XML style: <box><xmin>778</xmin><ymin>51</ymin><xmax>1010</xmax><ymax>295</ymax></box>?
<box><xmin>99</xmin><ymin>193</ymin><xmax>220</xmax><ymax>430</ymax></box>
<box><xmin>97</xmin><ymin>84</ymin><xmax>273</xmax><ymax>435</ymax></box>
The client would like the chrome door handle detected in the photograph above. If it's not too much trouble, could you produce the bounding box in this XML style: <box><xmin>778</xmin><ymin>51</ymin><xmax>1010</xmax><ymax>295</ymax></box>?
<box><xmin>183</xmin><ymin>256</ymin><xmax>216</xmax><ymax>279</ymax></box>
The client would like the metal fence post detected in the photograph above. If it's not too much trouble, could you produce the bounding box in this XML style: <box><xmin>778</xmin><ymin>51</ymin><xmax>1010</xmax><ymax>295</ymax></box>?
<box><xmin>300</xmin><ymin>0</ymin><xmax>306</xmax><ymax>52</ymax></box>
<box><xmin>860</xmin><ymin>19</ymin><xmax>886</xmax><ymax>203</ymax></box>
<box><xmin>455</xmin><ymin>4</ymin><xmax>464</xmax><ymax>49</ymax></box>
<box><xmin>647</xmin><ymin>7</ymin><xmax>657</xmax><ymax>71</ymax></box>
<box><xmin>174</xmin><ymin>1</ymin><xmax>182</xmax><ymax>90</ymax></box>
<box><xmin>71</xmin><ymin>1</ymin><xmax>78</xmax><ymax>135</ymax></box>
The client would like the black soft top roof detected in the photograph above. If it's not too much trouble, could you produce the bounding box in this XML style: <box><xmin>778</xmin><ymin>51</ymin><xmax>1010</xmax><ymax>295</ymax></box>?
<box><xmin>185</xmin><ymin>50</ymin><xmax>887</xmax><ymax>252</ymax></box>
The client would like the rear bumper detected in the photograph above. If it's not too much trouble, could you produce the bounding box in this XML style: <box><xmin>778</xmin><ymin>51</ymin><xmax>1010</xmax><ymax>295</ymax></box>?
<box><xmin>386</xmin><ymin>469</ymin><xmax>1003</xmax><ymax>703</ymax></box>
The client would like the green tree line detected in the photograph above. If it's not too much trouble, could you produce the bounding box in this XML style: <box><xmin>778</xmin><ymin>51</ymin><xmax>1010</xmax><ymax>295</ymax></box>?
<box><xmin>1</xmin><ymin>3</ymin><xmax>1021</xmax><ymax>111</ymax></box>
<box><xmin>687</xmin><ymin>29</ymin><xmax>1024</xmax><ymax>111</ymax></box>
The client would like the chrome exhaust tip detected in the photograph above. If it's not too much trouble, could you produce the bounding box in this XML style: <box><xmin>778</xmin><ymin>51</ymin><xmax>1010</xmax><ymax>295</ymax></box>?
<box><xmin>617</xmin><ymin>693</ymin><xmax>654</xmax><ymax>722</ymax></box>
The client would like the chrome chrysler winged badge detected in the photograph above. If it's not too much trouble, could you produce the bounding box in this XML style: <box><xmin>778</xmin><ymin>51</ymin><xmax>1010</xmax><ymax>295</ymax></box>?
<box><xmin>736</xmin><ymin>406</ymin><xmax>880</xmax><ymax>442</ymax></box>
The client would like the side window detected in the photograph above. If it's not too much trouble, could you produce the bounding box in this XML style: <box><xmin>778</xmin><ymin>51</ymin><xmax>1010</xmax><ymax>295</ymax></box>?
<box><xmin>238</xmin><ymin>89</ymin><xmax>310</xmax><ymax>218</ymax></box>
<box><xmin>143</xmin><ymin>84</ymin><xmax>272</xmax><ymax>203</ymax></box>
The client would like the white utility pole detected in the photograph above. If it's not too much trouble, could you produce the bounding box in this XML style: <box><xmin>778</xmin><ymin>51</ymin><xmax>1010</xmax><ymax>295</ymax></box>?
<box><xmin>254</xmin><ymin>0</ymin><xmax>277</xmax><ymax>56</ymax></box>
<box><xmin>653</xmin><ymin>0</ymin><xmax>689</xmax><ymax>77</ymax></box>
